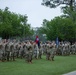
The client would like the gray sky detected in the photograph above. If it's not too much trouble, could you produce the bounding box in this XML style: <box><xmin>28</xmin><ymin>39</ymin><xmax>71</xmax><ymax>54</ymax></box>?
<box><xmin>0</xmin><ymin>0</ymin><xmax>62</xmax><ymax>27</ymax></box>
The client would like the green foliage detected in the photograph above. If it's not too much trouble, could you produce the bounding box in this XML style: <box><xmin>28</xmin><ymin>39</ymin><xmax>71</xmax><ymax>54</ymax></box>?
<box><xmin>61</xmin><ymin>6</ymin><xmax>76</xmax><ymax>22</ymax></box>
<box><xmin>41</xmin><ymin>0</ymin><xmax>76</xmax><ymax>11</ymax></box>
<box><xmin>0</xmin><ymin>7</ymin><xmax>34</xmax><ymax>39</ymax></box>
<box><xmin>41</xmin><ymin>17</ymin><xmax>76</xmax><ymax>41</ymax></box>
<box><xmin>41</xmin><ymin>0</ymin><xmax>76</xmax><ymax>41</ymax></box>
<box><xmin>0</xmin><ymin>55</ymin><xmax>76</xmax><ymax>75</ymax></box>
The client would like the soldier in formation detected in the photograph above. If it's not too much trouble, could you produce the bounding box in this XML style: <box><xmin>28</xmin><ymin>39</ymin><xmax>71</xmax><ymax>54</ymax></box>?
<box><xmin>0</xmin><ymin>39</ymin><xmax>76</xmax><ymax>63</ymax></box>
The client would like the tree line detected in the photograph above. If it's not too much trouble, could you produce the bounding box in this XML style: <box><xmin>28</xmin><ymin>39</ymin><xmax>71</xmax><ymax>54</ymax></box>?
<box><xmin>0</xmin><ymin>0</ymin><xmax>76</xmax><ymax>42</ymax></box>
<box><xmin>0</xmin><ymin>7</ymin><xmax>34</xmax><ymax>39</ymax></box>
<box><xmin>39</xmin><ymin>0</ymin><xmax>76</xmax><ymax>42</ymax></box>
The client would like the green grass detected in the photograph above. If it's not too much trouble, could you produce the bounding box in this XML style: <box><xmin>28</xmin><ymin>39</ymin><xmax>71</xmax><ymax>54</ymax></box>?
<box><xmin>0</xmin><ymin>55</ymin><xmax>76</xmax><ymax>75</ymax></box>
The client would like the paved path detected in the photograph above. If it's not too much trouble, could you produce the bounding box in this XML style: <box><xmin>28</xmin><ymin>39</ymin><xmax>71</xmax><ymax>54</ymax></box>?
<box><xmin>63</xmin><ymin>71</ymin><xmax>76</xmax><ymax>75</ymax></box>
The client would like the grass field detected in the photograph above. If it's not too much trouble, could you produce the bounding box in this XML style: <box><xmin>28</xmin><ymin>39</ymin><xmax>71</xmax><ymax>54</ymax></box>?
<box><xmin>0</xmin><ymin>55</ymin><xmax>76</xmax><ymax>75</ymax></box>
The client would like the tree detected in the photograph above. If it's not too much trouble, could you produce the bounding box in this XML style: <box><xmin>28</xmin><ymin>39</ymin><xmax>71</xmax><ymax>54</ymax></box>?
<box><xmin>41</xmin><ymin>0</ymin><xmax>76</xmax><ymax>41</ymax></box>
<box><xmin>41</xmin><ymin>0</ymin><xmax>76</xmax><ymax>11</ymax></box>
<box><xmin>61</xmin><ymin>5</ymin><xmax>76</xmax><ymax>22</ymax></box>
<box><xmin>0</xmin><ymin>7</ymin><xmax>34</xmax><ymax>39</ymax></box>
<box><xmin>0</xmin><ymin>7</ymin><xmax>13</xmax><ymax>38</ymax></box>
<box><xmin>42</xmin><ymin>0</ymin><xmax>76</xmax><ymax>20</ymax></box>
<box><xmin>41</xmin><ymin>17</ymin><xmax>76</xmax><ymax>41</ymax></box>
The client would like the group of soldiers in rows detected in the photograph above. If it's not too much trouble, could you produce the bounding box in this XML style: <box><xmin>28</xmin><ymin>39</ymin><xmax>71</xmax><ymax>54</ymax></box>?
<box><xmin>56</xmin><ymin>41</ymin><xmax>76</xmax><ymax>56</ymax></box>
<box><xmin>0</xmin><ymin>39</ymin><xmax>56</xmax><ymax>63</ymax></box>
<box><xmin>0</xmin><ymin>39</ymin><xmax>76</xmax><ymax>63</ymax></box>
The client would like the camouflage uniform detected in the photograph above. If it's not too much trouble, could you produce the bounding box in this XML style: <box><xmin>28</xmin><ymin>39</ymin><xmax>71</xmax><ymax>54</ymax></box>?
<box><xmin>50</xmin><ymin>45</ymin><xmax>55</xmax><ymax>61</ymax></box>
<box><xmin>33</xmin><ymin>44</ymin><xmax>39</xmax><ymax>59</ymax></box>
<box><xmin>5</xmin><ymin>43</ymin><xmax>10</xmax><ymax>61</ymax></box>
<box><xmin>46</xmin><ymin>44</ymin><xmax>51</xmax><ymax>60</ymax></box>
<box><xmin>0</xmin><ymin>44</ymin><xmax>4</xmax><ymax>61</ymax></box>
<box><xmin>9</xmin><ymin>43</ymin><xmax>15</xmax><ymax>61</ymax></box>
<box><xmin>38</xmin><ymin>46</ymin><xmax>42</xmax><ymax>59</ymax></box>
<box><xmin>26</xmin><ymin>42</ymin><xmax>33</xmax><ymax>63</ymax></box>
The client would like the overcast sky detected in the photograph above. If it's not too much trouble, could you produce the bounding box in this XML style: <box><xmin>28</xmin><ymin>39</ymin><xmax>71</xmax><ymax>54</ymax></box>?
<box><xmin>0</xmin><ymin>0</ymin><xmax>63</xmax><ymax>27</ymax></box>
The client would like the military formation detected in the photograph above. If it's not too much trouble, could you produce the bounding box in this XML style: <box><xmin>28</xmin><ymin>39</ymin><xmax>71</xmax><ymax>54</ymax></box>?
<box><xmin>0</xmin><ymin>39</ymin><xmax>76</xmax><ymax>63</ymax></box>
<box><xmin>56</xmin><ymin>41</ymin><xmax>76</xmax><ymax>56</ymax></box>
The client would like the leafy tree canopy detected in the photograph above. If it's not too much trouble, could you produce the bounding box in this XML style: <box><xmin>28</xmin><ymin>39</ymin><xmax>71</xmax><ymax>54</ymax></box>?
<box><xmin>0</xmin><ymin>7</ymin><xmax>34</xmax><ymax>39</ymax></box>
<box><xmin>41</xmin><ymin>17</ymin><xmax>76</xmax><ymax>41</ymax></box>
